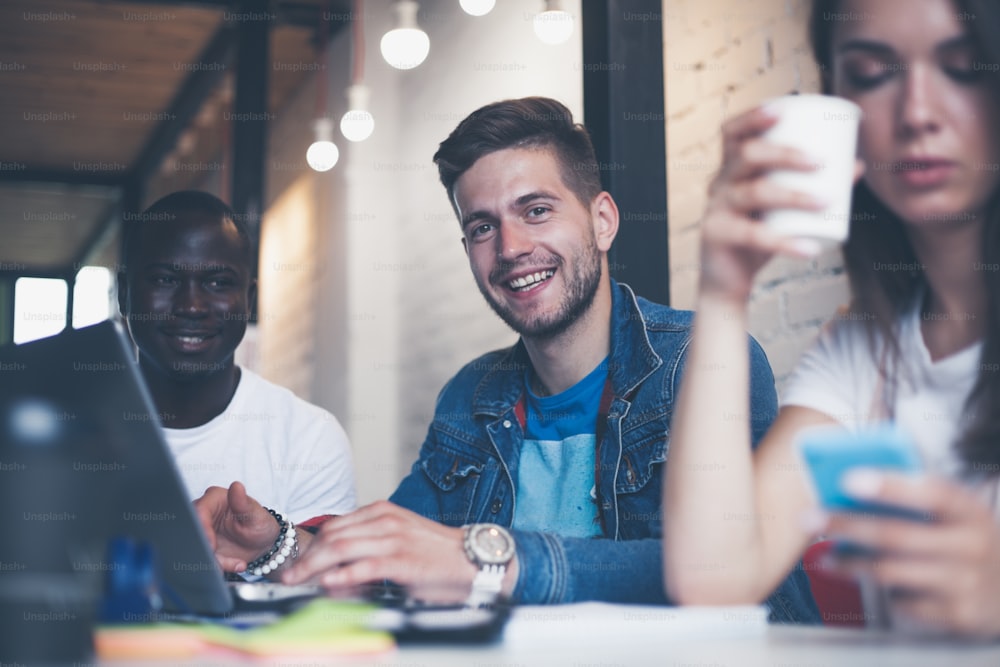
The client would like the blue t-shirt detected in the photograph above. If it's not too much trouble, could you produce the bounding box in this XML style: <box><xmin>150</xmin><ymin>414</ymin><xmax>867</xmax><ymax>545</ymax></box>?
<box><xmin>512</xmin><ymin>358</ymin><xmax>609</xmax><ymax>538</ymax></box>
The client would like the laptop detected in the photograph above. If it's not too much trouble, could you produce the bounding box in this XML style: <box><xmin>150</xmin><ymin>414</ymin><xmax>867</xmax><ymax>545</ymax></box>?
<box><xmin>1</xmin><ymin>320</ymin><xmax>249</xmax><ymax>615</ymax></box>
<box><xmin>0</xmin><ymin>321</ymin><xmax>509</xmax><ymax>640</ymax></box>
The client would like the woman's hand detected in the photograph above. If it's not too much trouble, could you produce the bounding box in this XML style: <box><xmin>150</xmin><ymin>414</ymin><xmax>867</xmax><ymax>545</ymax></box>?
<box><xmin>822</xmin><ymin>470</ymin><xmax>1000</xmax><ymax>639</ymax></box>
<box><xmin>699</xmin><ymin>105</ymin><xmax>836</xmax><ymax>303</ymax></box>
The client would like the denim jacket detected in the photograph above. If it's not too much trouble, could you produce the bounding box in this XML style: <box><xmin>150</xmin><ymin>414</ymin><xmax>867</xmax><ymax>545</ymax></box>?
<box><xmin>391</xmin><ymin>281</ymin><xmax>820</xmax><ymax>623</ymax></box>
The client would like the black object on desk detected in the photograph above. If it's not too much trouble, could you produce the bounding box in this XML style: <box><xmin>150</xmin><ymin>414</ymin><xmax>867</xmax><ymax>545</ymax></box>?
<box><xmin>0</xmin><ymin>357</ymin><xmax>117</xmax><ymax>662</ymax></box>
<box><xmin>1</xmin><ymin>321</ymin><xmax>236</xmax><ymax>618</ymax></box>
<box><xmin>358</xmin><ymin>582</ymin><xmax>510</xmax><ymax>644</ymax></box>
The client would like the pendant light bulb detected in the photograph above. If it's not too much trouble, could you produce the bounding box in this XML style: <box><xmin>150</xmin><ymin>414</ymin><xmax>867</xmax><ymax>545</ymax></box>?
<box><xmin>340</xmin><ymin>85</ymin><xmax>375</xmax><ymax>142</ymax></box>
<box><xmin>306</xmin><ymin>117</ymin><xmax>339</xmax><ymax>171</ymax></box>
<box><xmin>533</xmin><ymin>0</ymin><xmax>573</xmax><ymax>45</ymax></box>
<box><xmin>459</xmin><ymin>0</ymin><xmax>495</xmax><ymax>16</ymax></box>
<box><xmin>380</xmin><ymin>1</ymin><xmax>430</xmax><ymax>70</ymax></box>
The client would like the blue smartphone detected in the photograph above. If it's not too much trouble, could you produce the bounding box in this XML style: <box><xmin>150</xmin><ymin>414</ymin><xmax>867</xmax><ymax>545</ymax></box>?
<box><xmin>797</xmin><ymin>424</ymin><xmax>925</xmax><ymax>520</ymax></box>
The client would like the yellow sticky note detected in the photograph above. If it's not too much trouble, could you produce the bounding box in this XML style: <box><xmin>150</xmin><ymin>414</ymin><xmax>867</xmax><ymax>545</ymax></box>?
<box><xmin>202</xmin><ymin>600</ymin><xmax>396</xmax><ymax>658</ymax></box>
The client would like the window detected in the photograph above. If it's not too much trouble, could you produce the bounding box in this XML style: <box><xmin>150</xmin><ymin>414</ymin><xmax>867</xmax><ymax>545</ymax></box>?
<box><xmin>13</xmin><ymin>277</ymin><xmax>67</xmax><ymax>344</ymax></box>
<box><xmin>12</xmin><ymin>266</ymin><xmax>114</xmax><ymax>344</ymax></box>
<box><xmin>73</xmin><ymin>266</ymin><xmax>113</xmax><ymax>329</ymax></box>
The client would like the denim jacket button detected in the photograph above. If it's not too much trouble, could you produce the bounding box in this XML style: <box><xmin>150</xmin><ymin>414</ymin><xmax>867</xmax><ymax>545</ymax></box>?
<box><xmin>490</xmin><ymin>499</ymin><xmax>503</xmax><ymax>513</ymax></box>
<box><xmin>502</xmin><ymin>419</ymin><xmax>511</xmax><ymax>428</ymax></box>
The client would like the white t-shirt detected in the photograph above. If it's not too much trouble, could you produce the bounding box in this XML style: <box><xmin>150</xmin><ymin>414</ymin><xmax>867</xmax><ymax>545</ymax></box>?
<box><xmin>163</xmin><ymin>368</ymin><xmax>357</xmax><ymax>524</ymax></box>
<box><xmin>781</xmin><ymin>302</ymin><xmax>999</xmax><ymax>509</ymax></box>
<box><xmin>783</xmin><ymin>303</ymin><xmax>995</xmax><ymax>631</ymax></box>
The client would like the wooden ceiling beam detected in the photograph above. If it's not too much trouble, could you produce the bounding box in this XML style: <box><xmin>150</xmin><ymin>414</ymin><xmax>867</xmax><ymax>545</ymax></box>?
<box><xmin>127</xmin><ymin>23</ymin><xmax>236</xmax><ymax>185</ymax></box>
<box><xmin>0</xmin><ymin>169</ymin><xmax>124</xmax><ymax>187</ymax></box>
<box><xmin>113</xmin><ymin>0</ymin><xmax>236</xmax><ymax>10</ymax></box>
<box><xmin>113</xmin><ymin>0</ymin><xmax>353</xmax><ymax>29</ymax></box>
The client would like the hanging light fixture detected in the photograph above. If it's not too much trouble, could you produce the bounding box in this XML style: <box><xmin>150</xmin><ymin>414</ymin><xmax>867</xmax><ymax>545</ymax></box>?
<box><xmin>459</xmin><ymin>0</ymin><xmax>495</xmax><ymax>16</ymax></box>
<box><xmin>340</xmin><ymin>0</ymin><xmax>375</xmax><ymax>142</ymax></box>
<box><xmin>380</xmin><ymin>0</ymin><xmax>430</xmax><ymax>70</ymax></box>
<box><xmin>307</xmin><ymin>2</ymin><xmax>339</xmax><ymax>170</ymax></box>
<box><xmin>306</xmin><ymin>118</ymin><xmax>339</xmax><ymax>171</ymax></box>
<box><xmin>533</xmin><ymin>0</ymin><xmax>574</xmax><ymax>45</ymax></box>
<box><xmin>341</xmin><ymin>85</ymin><xmax>374</xmax><ymax>142</ymax></box>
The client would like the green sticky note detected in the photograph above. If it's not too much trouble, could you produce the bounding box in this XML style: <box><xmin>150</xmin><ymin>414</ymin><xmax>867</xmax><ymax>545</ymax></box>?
<box><xmin>201</xmin><ymin>599</ymin><xmax>395</xmax><ymax>657</ymax></box>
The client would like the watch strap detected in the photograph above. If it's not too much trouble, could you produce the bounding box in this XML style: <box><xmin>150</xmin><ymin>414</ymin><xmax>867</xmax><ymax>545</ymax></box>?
<box><xmin>466</xmin><ymin>563</ymin><xmax>506</xmax><ymax>608</ymax></box>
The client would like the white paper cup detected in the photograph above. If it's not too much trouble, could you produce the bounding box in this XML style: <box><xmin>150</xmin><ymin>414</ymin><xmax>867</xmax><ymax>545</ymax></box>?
<box><xmin>762</xmin><ymin>94</ymin><xmax>862</xmax><ymax>245</ymax></box>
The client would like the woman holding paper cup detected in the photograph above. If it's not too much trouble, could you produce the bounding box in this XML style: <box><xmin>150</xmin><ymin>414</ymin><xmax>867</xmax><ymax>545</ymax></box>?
<box><xmin>663</xmin><ymin>0</ymin><xmax>1000</xmax><ymax>638</ymax></box>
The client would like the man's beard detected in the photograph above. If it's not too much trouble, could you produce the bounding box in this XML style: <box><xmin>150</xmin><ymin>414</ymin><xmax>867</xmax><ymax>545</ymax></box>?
<box><xmin>477</xmin><ymin>235</ymin><xmax>603</xmax><ymax>340</ymax></box>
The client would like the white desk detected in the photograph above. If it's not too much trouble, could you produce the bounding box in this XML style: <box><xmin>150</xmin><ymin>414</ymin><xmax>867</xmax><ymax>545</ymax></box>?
<box><xmin>387</xmin><ymin>626</ymin><xmax>1000</xmax><ymax>667</ymax></box>
<box><xmin>101</xmin><ymin>607</ymin><xmax>1000</xmax><ymax>667</ymax></box>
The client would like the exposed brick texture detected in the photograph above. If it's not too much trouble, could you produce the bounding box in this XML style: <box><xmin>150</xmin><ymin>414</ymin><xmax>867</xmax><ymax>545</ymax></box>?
<box><xmin>664</xmin><ymin>0</ymin><xmax>850</xmax><ymax>391</ymax></box>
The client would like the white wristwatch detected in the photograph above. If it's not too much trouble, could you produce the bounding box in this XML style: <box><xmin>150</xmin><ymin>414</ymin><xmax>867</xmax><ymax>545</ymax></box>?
<box><xmin>462</xmin><ymin>523</ymin><xmax>515</xmax><ymax>607</ymax></box>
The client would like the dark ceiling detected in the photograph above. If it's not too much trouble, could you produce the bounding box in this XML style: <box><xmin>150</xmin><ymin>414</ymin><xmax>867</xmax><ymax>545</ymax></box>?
<box><xmin>0</xmin><ymin>0</ymin><xmax>351</xmax><ymax>275</ymax></box>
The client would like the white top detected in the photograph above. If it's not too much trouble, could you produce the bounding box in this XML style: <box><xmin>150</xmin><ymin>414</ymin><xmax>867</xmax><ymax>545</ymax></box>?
<box><xmin>781</xmin><ymin>302</ymin><xmax>997</xmax><ymax>509</ymax></box>
<box><xmin>163</xmin><ymin>367</ymin><xmax>357</xmax><ymax>523</ymax></box>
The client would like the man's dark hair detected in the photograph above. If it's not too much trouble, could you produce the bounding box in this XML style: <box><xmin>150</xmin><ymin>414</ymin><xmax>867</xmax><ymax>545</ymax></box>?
<box><xmin>433</xmin><ymin>97</ymin><xmax>603</xmax><ymax>215</ymax></box>
<box><xmin>121</xmin><ymin>190</ymin><xmax>254</xmax><ymax>272</ymax></box>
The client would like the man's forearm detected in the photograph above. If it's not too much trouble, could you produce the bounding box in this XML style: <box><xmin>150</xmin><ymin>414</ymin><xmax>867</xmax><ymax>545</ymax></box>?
<box><xmin>509</xmin><ymin>533</ymin><xmax>669</xmax><ymax>605</ymax></box>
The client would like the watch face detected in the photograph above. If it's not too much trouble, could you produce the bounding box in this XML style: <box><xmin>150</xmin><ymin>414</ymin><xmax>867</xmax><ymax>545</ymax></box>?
<box><xmin>471</xmin><ymin>524</ymin><xmax>514</xmax><ymax>564</ymax></box>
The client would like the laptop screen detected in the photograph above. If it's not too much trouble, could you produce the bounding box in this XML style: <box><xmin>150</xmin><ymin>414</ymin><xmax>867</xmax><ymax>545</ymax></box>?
<box><xmin>0</xmin><ymin>321</ymin><xmax>233</xmax><ymax>615</ymax></box>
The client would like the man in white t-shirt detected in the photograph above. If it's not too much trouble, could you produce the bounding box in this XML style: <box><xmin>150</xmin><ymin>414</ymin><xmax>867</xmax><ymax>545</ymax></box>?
<box><xmin>117</xmin><ymin>190</ymin><xmax>356</xmax><ymax>529</ymax></box>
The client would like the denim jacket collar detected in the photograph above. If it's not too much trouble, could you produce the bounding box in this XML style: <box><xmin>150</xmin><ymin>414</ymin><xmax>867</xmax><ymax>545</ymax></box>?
<box><xmin>469</xmin><ymin>280</ymin><xmax>662</xmax><ymax>416</ymax></box>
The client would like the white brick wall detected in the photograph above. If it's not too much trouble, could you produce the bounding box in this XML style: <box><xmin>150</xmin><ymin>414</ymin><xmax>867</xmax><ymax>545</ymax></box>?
<box><xmin>384</xmin><ymin>1</ymin><xmax>584</xmax><ymax>486</ymax></box>
<box><xmin>257</xmin><ymin>177</ymin><xmax>318</xmax><ymax>401</ymax></box>
<box><xmin>254</xmin><ymin>1</ymin><xmax>583</xmax><ymax>503</ymax></box>
<box><xmin>664</xmin><ymin>0</ymin><xmax>850</xmax><ymax>389</ymax></box>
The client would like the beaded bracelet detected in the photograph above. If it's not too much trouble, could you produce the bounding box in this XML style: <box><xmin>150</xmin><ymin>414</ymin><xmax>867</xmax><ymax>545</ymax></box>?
<box><xmin>243</xmin><ymin>507</ymin><xmax>299</xmax><ymax>577</ymax></box>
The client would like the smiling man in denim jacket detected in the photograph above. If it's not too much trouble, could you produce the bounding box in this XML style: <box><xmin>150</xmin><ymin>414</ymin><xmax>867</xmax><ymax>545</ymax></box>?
<box><xmin>197</xmin><ymin>97</ymin><xmax>818</xmax><ymax>622</ymax></box>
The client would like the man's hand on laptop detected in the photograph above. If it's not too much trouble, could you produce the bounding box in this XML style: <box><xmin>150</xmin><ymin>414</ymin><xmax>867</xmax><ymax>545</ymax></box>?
<box><xmin>280</xmin><ymin>500</ymin><xmax>519</xmax><ymax>604</ymax></box>
<box><xmin>194</xmin><ymin>481</ymin><xmax>314</xmax><ymax>574</ymax></box>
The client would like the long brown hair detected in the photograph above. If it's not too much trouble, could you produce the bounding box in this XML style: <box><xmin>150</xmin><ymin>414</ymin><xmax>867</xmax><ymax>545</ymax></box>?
<box><xmin>809</xmin><ymin>0</ymin><xmax>1000</xmax><ymax>471</ymax></box>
